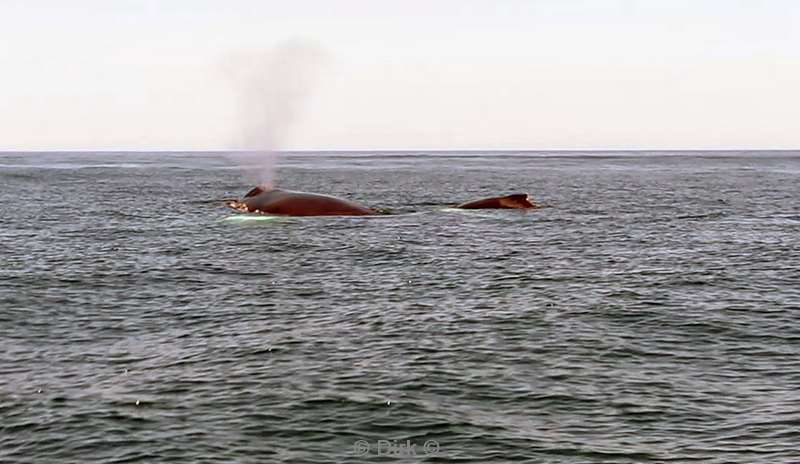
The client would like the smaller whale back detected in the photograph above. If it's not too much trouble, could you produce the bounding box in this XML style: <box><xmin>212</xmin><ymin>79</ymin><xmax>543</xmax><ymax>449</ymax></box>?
<box><xmin>457</xmin><ymin>193</ymin><xmax>538</xmax><ymax>209</ymax></box>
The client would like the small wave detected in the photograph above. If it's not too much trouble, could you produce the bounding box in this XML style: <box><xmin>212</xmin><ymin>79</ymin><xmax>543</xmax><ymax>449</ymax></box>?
<box><xmin>219</xmin><ymin>215</ymin><xmax>291</xmax><ymax>222</ymax></box>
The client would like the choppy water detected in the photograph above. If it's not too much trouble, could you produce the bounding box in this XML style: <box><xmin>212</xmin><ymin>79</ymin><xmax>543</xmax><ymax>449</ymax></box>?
<box><xmin>1</xmin><ymin>151</ymin><xmax>800</xmax><ymax>463</ymax></box>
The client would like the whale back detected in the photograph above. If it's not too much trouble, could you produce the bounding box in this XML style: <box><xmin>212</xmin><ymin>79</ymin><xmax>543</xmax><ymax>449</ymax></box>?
<box><xmin>235</xmin><ymin>187</ymin><xmax>375</xmax><ymax>216</ymax></box>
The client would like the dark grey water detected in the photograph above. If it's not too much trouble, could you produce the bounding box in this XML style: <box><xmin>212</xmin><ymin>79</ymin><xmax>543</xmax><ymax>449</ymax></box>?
<box><xmin>2</xmin><ymin>151</ymin><xmax>800</xmax><ymax>463</ymax></box>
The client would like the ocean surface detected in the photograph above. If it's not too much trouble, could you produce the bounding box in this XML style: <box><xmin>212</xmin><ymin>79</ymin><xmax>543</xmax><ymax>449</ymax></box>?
<box><xmin>1</xmin><ymin>150</ymin><xmax>799</xmax><ymax>463</ymax></box>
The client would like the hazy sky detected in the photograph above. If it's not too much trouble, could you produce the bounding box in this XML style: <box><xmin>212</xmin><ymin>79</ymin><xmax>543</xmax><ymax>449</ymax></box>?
<box><xmin>2</xmin><ymin>0</ymin><xmax>799</xmax><ymax>150</ymax></box>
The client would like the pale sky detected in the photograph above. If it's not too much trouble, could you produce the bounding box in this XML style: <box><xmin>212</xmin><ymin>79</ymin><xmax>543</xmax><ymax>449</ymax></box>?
<box><xmin>1</xmin><ymin>0</ymin><xmax>799</xmax><ymax>150</ymax></box>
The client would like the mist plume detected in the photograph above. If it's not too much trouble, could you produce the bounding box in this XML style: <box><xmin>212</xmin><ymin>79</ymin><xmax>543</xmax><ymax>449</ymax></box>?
<box><xmin>227</xmin><ymin>39</ymin><xmax>326</xmax><ymax>188</ymax></box>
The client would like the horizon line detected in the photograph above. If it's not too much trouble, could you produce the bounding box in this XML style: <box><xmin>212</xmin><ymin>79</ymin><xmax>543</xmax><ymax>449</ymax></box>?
<box><xmin>2</xmin><ymin>148</ymin><xmax>800</xmax><ymax>154</ymax></box>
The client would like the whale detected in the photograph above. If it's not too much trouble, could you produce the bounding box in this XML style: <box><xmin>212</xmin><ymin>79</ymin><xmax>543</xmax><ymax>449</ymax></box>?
<box><xmin>456</xmin><ymin>193</ymin><xmax>540</xmax><ymax>209</ymax></box>
<box><xmin>227</xmin><ymin>186</ymin><xmax>376</xmax><ymax>216</ymax></box>
<box><xmin>225</xmin><ymin>186</ymin><xmax>542</xmax><ymax>216</ymax></box>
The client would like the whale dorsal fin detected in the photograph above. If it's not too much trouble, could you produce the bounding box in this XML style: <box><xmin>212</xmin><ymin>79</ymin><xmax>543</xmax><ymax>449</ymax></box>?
<box><xmin>500</xmin><ymin>193</ymin><xmax>535</xmax><ymax>208</ymax></box>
